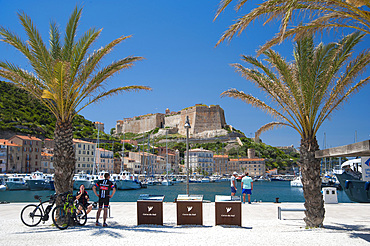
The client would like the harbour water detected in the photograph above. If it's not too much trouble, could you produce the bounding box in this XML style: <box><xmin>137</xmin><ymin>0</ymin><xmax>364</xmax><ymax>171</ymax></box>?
<box><xmin>0</xmin><ymin>181</ymin><xmax>352</xmax><ymax>203</ymax></box>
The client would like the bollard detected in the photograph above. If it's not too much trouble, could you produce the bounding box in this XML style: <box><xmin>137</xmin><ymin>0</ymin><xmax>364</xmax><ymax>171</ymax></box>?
<box><xmin>274</xmin><ymin>197</ymin><xmax>280</xmax><ymax>203</ymax></box>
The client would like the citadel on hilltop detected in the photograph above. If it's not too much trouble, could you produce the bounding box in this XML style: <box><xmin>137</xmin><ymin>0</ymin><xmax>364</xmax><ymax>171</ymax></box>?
<box><xmin>115</xmin><ymin>104</ymin><xmax>227</xmax><ymax>137</ymax></box>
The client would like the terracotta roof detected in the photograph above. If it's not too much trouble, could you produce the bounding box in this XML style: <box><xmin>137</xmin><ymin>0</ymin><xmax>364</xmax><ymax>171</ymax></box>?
<box><xmin>214</xmin><ymin>155</ymin><xmax>229</xmax><ymax>158</ymax></box>
<box><xmin>0</xmin><ymin>139</ymin><xmax>20</xmax><ymax>147</ymax></box>
<box><xmin>73</xmin><ymin>139</ymin><xmax>94</xmax><ymax>144</ymax></box>
<box><xmin>41</xmin><ymin>152</ymin><xmax>53</xmax><ymax>157</ymax></box>
<box><xmin>11</xmin><ymin>135</ymin><xmax>42</xmax><ymax>141</ymax></box>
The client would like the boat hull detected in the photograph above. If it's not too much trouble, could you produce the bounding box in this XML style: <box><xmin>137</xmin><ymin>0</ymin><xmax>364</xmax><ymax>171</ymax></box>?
<box><xmin>26</xmin><ymin>180</ymin><xmax>51</xmax><ymax>190</ymax></box>
<box><xmin>336</xmin><ymin>173</ymin><xmax>370</xmax><ymax>203</ymax></box>
<box><xmin>73</xmin><ymin>180</ymin><xmax>93</xmax><ymax>190</ymax></box>
<box><xmin>115</xmin><ymin>180</ymin><xmax>141</xmax><ymax>190</ymax></box>
<box><xmin>5</xmin><ymin>181</ymin><xmax>29</xmax><ymax>190</ymax></box>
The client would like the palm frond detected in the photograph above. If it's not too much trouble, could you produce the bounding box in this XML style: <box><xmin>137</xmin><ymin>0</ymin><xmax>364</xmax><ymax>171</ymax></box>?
<box><xmin>62</xmin><ymin>6</ymin><xmax>82</xmax><ymax>61</ymax></box>
<box><xmin>255</xmin><ymin>121</ymin><xmax>292</xmax><ymax>140</ymax></box>
<box><xmin>75</xmin><ymin>86</ymin><xmax>152</xmax><ymax>115</ymax></box>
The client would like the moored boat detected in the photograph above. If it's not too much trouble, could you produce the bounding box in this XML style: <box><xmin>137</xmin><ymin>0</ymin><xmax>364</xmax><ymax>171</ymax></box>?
<box><xmin>114</xmin><ymin>171</ymin><xmax>141</xmax><ymax>190</ymax></box>
<box><xmin>25</xmin><ymin>171</ymin><xmax>51</xmax><ymax>190</ymax></box>
<box><xmin>290</xmin><ymin>176</ymin><xmax>303</xmax><ymax>187</ymax></box>
<box><xmin>335</xmin><ymin>158</ymin><xmax>370</xmax><ymax>203</ymax></box>
<box><xmin>73</xmin><ymin>171</ymin><xmax>93</xmax><ymax>190</ymax></box>
<box><xmin>5</xmin><ymin>175</ymin><xmax>29</xmax><ymax>190</ymax></box>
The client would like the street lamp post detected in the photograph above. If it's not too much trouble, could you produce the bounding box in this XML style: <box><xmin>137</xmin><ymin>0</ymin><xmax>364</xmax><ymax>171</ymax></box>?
<box><xmin>184</xmin><ymin>116</ymin><xmax>191</xmax><ymax>195</ymax></box>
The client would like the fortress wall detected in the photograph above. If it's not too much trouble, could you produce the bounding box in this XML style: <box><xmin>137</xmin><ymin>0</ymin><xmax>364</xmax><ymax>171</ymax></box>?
<box><xmin>164</xmin><ymin>114</ymin><xmax>181</xmax><ymax>128</ymax></box>
<box><xmin>121</xmin><ymin>114</ymin><xmax>164</xmax><ymax>134</ymax></box>
<box><xmin>116</xmin><ymin>105</ymin><xmax>227</xmax><ymax>136</ymax></box>
<box><xmin>178</xmin><ymin>107</ymin><xmax>197</xmax><ymax>135</ymax></box>
<box><xmin>192</xmin><ymin>105</ymin><xmax>226</xmax><ymax>134</ymax></box>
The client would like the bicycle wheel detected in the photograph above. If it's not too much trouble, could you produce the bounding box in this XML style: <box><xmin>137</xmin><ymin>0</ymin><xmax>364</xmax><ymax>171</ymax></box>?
<box><xmin>20</xmin><ymin>204</ymin><xmax>43</xmax><ymax>227</ymax></box>
<box><xmin>51</xmin><ymin>205</ymin><xmax>70</xmax><ymax>230</ymax></box>
<box><xmin>74</xmin><ymin>204</ymin><xmax>87</xmax><ymax>226</ymax></box>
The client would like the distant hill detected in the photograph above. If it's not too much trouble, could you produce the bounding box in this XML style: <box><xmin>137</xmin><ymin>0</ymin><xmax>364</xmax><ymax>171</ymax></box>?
<box><xmin>0</xmin><ymin>81</ymin><xmax>96</xmax><ymax>139</ymax></box>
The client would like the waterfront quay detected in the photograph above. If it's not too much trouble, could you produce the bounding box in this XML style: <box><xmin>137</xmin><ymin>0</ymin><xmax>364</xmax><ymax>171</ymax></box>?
<box><xmin>1</xmin><ymin>202</ymin><xmax>369</xmax><ymax>246</ymax></box>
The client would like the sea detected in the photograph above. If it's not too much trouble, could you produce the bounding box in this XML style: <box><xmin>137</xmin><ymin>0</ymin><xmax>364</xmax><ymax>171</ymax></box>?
<box><xmin>0</xmin><ymin>181</ymin><xmax>352</xmax><ymax>203</ymax></box>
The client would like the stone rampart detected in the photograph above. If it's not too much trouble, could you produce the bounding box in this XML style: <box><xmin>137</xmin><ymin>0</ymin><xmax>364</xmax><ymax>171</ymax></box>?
<box><xmin>116</xmin><ymin>105</ymin><xmax>227</xmax><ymax>136</ymax></box>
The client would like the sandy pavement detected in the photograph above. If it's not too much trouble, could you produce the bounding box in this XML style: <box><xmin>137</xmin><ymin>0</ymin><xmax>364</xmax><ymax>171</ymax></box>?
<box><xmin>0</xmin><ymin>202</ymin><xmax>369</xmax><ymax>246</ymax></box>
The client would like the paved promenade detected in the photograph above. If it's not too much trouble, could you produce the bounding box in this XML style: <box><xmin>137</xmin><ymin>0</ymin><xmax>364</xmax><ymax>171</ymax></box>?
<box><xmin>0</xmin><ymin>202</ymin><xmax>369</xmax><ymax>246</ymax></box>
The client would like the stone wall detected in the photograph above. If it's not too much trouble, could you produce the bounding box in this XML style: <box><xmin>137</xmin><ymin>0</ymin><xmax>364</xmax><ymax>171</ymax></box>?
<box><xmin>116</xmin><ymin>114</ymin><xmax>164</xmax><ymax>134</ymax></box>
<box><xmin>164</xmin><ymin>113</ymin><xmax>181</xmax><ymax>129</ymax></box>
<box><xmin>178</xmin><ymin>105</ymin><xmax>226</xmax><ymax>135</ymax></box>
<box><xmin>116</xmin><ymin>105</ymin><xmax>227</xmax><ymax>136</ymax></box>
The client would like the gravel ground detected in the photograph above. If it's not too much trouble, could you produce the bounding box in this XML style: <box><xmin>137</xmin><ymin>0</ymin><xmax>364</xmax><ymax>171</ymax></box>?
<box><xmin>0</xmin><ymin>202</ymin><xmax>369</xmax><ymax>246</ymax></box>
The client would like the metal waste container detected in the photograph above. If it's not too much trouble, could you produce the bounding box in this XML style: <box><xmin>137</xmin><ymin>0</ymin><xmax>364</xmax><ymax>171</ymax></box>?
<box><xmin>176</xmin><ymin>194</ymin><xmax>203</xmax><ymax>225</ymax></box>
<box><xmin>137</xmin><ymin>194</ymin><xmax>165</xmax><ymax>225</ymax></box>
<box><xmin>322</xmin><ymin>187</ymin><xmax>338</xmax><ymax>204</ymax></box>
<box><xmin>215</xmin><ymin>195</ymin><xmax>242</xmax><ymax>226</ymax></box>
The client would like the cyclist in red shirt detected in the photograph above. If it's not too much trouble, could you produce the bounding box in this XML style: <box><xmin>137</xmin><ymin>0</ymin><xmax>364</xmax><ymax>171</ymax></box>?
<box><xmin>92</xmin><ymin>173</ymin><xmax>116</xmax><ymax>227</ymax></box>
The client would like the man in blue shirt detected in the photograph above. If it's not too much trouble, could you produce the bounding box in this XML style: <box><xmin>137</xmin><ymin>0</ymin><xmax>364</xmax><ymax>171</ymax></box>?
<box><xmin>241</xmin><ymin>172</ymin><xmax>253</xmax><ymax>204</ymax></box>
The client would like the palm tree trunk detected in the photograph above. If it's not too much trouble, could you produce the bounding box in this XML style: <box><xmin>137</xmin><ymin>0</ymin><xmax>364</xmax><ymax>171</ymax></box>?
<box><xmin>53</xmin><ymin>121</ymin><xmax>75</xmax><ymax>194</ymax></box>
<box><xmin>300</xmin><ymin>136</ymin><xmax>325</xmax><ymax>227</ymax></box>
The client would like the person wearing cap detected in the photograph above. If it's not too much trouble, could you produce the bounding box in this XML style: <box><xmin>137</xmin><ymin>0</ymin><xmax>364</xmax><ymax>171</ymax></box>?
<box><xmin>241</xmin><ymin>172</ymin><xmax>253</xmax><ymax>204</ymax></box>
<box><xmin>230</xmin><ymin>172</ymin><xmax>238</xmax><ymax>196</ymax></box>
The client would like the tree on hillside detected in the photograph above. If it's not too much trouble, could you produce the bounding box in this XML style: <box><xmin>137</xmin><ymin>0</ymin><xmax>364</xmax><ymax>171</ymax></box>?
<box><xmin>0</xmin><ymin>7</ymin><xmax>151</xmax><ymax>195</ymax></box>
<box><xmin>221</xmin><ymin>33</ymin><xmax>370</xmax><ymax>227</ymax></box>
<box><xmin>215</xmin><ymin>0</ymin><xmax>370</xmax><ymax>54</ymax></box>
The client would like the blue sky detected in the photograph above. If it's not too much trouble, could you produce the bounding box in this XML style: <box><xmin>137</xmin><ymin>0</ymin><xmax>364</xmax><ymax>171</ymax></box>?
<box><xmin>0</xmin><ymin>0</ymin><xmax>369</xmax><ymax>149</ymax></box>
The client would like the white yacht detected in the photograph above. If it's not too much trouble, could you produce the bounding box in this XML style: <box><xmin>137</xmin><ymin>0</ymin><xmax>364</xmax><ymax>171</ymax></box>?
<box><xmin>114</xmin><ymin>171</ymin><xmax>141</xmax><ymax>190</ymax></box>
<box><xmin>290</xmin><ymin>176</ymin><xmax>303</xmax><ymax>187</ymax></box>
<box><xmin>5</xmin><ymin>175</ymin><xmax>29</xmax><ymax>190</ymax></box>
<box><xmin>201</xmin><ymin>177</ymin><xmax>211</xmax><ymax>183</ymax></box>
<box><xmin>25</xmin><ymin>171</ymin><xmax>50</xmax><ymax>190</ymax></box>
<box><xmin>73</xmin><ymin>171</ymin><xmax>93</xmax><ymax>190</ymax></box>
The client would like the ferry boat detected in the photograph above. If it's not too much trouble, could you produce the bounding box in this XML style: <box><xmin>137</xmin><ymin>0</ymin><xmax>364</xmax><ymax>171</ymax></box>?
<box><xmin>335</xmin><ymin>158</ymin><xmax>370</xmax><ymax>203</ymax></box>
<box><xmin>113</xmin><ymin>171</ymin><xmax>141</xmax><ymax>190</ymax></box>
<box><xmin>5</xmin><ymin>175</ymin><xmax>29</xmax><ymax>190</ymax></box>
<box><xmin>73</xmin><ymin>171</ymin><xmax>93</xmax><ymax>190</ymax></box>
<box><xmin>25</xmin><ymin>171</ymin><xmax>51</xmax><ymax>190</ymax></box>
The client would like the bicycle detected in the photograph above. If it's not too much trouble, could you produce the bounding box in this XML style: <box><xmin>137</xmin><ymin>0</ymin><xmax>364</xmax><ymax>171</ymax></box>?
<box><xmin>51</xmin><ymin>191</ymin><xmax>87</xmax><ymax>230</ymax></box>
<box><xmin>20</xmin><ymin>194</ymin><xmax>57</xmax><ymax>227</ymax></box>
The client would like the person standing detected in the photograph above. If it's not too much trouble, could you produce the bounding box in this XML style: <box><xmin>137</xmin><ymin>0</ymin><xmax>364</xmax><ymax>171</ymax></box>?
<box><xmin>76</xmin><ymin>184</ymin><xmax>93</xmax><ymax>214</ymax></box>
<box><xmin>93</xmin><ymin>173</ymin><xmax>116</xmax><ymax>227</ymax></box>
<box><xmin>230</xmin><ymin>172</ymin><xmax>238</xmax><ymax>196</ymax></box>
<box><xmin>241</xmin><ymin>172</ymin><xmax>253</xmax><ymax>204</ymax></box>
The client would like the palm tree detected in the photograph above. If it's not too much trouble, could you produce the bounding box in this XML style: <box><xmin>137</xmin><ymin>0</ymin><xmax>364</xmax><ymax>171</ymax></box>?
<box><xmin>215</xmin><ymin>0</ymin><xmax>370</xmax><ymax>54</ymax></box>
<box><xmin>221</xmin><ymin>32</ymin><xmax>370</xmax><ymax>227</ymax></box>
<box><xmin>0</xmin><ymin>7</ymin><xmax>151</xmax><ymax>194</ymax></box>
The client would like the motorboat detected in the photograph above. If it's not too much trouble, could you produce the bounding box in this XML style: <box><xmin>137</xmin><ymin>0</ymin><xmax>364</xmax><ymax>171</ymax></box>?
<box><xmin>161</xmin><ymin>179</ymin><xmax>174</xmax><ymax>186</ymax></box>
<box><xmin>201</xmin><ymin>177</ymin><xmax>211</xmax><ymax>183</ymax></box>
<box><xmin>290</xmin><ymin>176</ymin><xmax>303</xmax><ymax>187</ymax></box>
<box><xmin>5</xmin><ymin>175</ymin><xmax>29</xmax><ymax>190</ymax></box>
<box><xmin>73</xmin><ymin>171</ymin><xmax>93</xmax><ymax>190</ymax></box>
<box><xmin>45</xmin><ymin>174</ymin><xmax>55</xmax><ymax>190</ymax></box>
<box><xmin>25</xmin><ymin>171</ymin><xmax>51</xmax><ymax>190</ymax></box>
<box><xmin>0</xmin><ymin>178</ymin><xmax>6</xmax><ymax>191</ymax></box>
<box><xmin>114</xmin><ymin>171</ymin><xmax>141</xmax><ymax>190</ymax></box>
<box><xmin>335</xmin><ymin>158</ymin><xmax>369</xmax><ymax>203</ymax></box>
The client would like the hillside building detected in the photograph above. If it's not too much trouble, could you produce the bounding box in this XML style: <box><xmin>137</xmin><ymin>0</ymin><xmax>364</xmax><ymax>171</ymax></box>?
<box><xmin>8</xmin><ymin>135</ymin><xmax>42</xmax><ymax>173</ymax></box>
<box><xmin>213</xmin><ymin>155</ymin><xmax>229</xmax><ymax>175</ymax></box>
<box><xmin>74</xmin><ymin>139</ymin><xmax>95</xmax><ymax>174</ymax></box>
<box><xmin>188</xmin><ymin>148</ymin><xmax>214</xmax><ymax>175</ymax></box>
<box><xmin>228</xmin><ymin>157</ymin><xmax>266</xmax><ymax>177</ymax></box>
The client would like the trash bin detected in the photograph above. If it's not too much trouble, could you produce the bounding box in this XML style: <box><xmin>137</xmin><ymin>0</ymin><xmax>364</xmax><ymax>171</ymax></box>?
<box><xmin>322</xmin><ymin>187</ymin><xmax>338</xmax><ymax>204</ymax></box>
<box><xmin>215</xmin><ymin>195</ymin><xmax>242</xmax><ymax>226</ymax></box>
<box><xmin>176</xmin><ymin>194</ymin><xmax>203</xmax><ymax>225</ymax></box>
<box><xmin>137</xmin><ymin>194</ymin><xmax>165</xmax><ymax>225</ymax></box>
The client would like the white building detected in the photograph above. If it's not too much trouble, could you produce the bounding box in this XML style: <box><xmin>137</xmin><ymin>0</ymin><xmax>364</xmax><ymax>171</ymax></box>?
<box><xmin>188</xmin><ymin>148</ymin><xmax>214</xmax><ymax>175</ymax></box>
<box><xmin>74</xmin><ymin>139</ymin><xmax>95</xmax><ymax>174</ymax></box>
